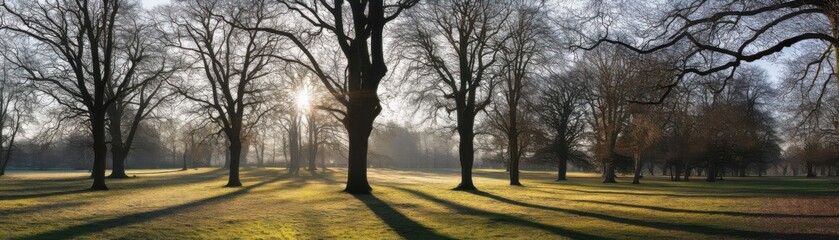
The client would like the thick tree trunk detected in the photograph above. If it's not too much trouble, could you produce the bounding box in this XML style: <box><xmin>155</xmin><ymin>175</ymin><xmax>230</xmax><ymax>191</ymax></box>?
<box><xmin>90</xmin><ymin>111</ymin><xmax>109</xmax><ymax>190</ymax></box>
<box><xmin>182</xmin><ymin>154</ymin><xmax>188</xmax><ymax>171</ymax></box>
<box><xmin>107</xmin><ymin>108</ymin><xmax>130</xmax><ymax>179</ymax></box>
<box><xmin>307</xmin><ymin>121</ymin><xmax>317</xmax><ymax>174</ymax></box>
<box><xmin>556</xmin><ymin>153</ymin><xmax>567</xmax><ymax>181</ymax></box>
<box><xmin>109</xmin><ymin>150</ymin><xmax>129</xmax><ymax>178</ymax></box>
<box><xmin>343</xmin><ymin>96</ymin><xmax>376</xmax><ymax>194</ymax></box>
<box><xmin>508</xmin><ymin>128</ymin><xmax>521</xmax><ymax>186</ymax></box>
<box><xmin>223</xmin><ymin>136</ymin><xmax>231</xmax><ymax>169</ymax></box>
<box><xmin>706</xmin><ymin>163</ymin><xmax>716</xmax><ymax>182</ymax></box>
<box><xmin>0</xmin><ymin>120</ymin><xmax>19</xmax><ymax>176</ymax></box>
<box><xmin>226</xmin><ymin>137</ymin><xmax>243</xmax><ymax>187</ymax></box>
<box><xmin>602</xmin><ymin>160</ymin><xmax>617</xmax><ymax>183</ymax></box>
<box><xmin>288</xmin><ymin>121</ymin><xmax>300</xmax><ymax>175</ymax></box>
<box><xmin>455</xmin><ymin>119</ymin><xmax>477</xmax><ymax>190</ymax></box>
<box><xmin>632</xmin><ymin>152</ymin><xmax>642</xmax><ymax>184</ymax></box>
<box><xmin>806</xmin><ymin>161</ymin><xmax>816</xmax><ymax>177</ymax></box>
<box><xmin>508</xmin><ymin>108</ymin><xmax>521</xmax><ymax>186</ymax></box>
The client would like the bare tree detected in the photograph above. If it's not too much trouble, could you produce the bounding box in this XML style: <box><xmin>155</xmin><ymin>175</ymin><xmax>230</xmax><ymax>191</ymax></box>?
<box><xmin>228</xmin><ymin>0</ymin><xmax>418</xmax><ymax>193</ymax></box>
<box><xmin>491</xmin><ymin>1</ymin><xmax>551</xmax><ymax>186</ymax></box>
<box><xmin>398</xmin><ymin>0</ymin><xmax>513</xmax><ymax>190</ymax></box>
<box><xmin>0</xmin><ymin>0</ymin><xmax>146</xmax><ymax>190</ymax></box>
<box><xmin>0</xmin><ymin>43</ymin><xmax>32</xmax><ymax>176</ymax></box>
<box><xmin>581</xmin><ymin>47</ymin><xmax>640</xmax><ymax>183</ymax></box>
<box><xmin>584</xmin><ymin>0</ymin><xmax>839</xmax><ymax>139</ymax></box>
<box><xmin>106</xmin><ymin>10</ymin><xmax>180</xmax><ymax>178</ymax></box>
<box><xmin>534</xmin><ymin>71</ymin><xmax>587</xmax><ymax>181</ymax></box>
<box><xmin>163</xmin><ymin>0</ymin><xmax>279</xmax><ymax>187</ymax></box>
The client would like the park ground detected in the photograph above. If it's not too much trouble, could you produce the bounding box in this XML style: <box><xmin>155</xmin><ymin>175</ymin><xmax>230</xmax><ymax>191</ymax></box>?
<box><xmin>1</xmin><ymin>168</ymin><xmax>839</xmax><ymax>239</ymax></box>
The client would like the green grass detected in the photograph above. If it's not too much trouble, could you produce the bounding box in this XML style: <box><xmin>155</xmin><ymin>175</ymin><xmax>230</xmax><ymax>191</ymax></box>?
<box><xmin>1</xmin><ymin>168</ymin><xmax>838</xmax><ymax>239</ymax></box>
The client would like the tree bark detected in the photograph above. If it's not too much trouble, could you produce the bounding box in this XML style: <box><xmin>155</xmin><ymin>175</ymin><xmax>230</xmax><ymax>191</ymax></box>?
<box><xmin>223</xmin><ymin>136</ymin><xmax>231</xmax><ymax>169</ymax></box>
<box><xmin>307</xmin><ymin>116</ymin><xmax>318</xmax><ymax>174</ymax></box>
<box><xmin>343</xmin><ymin>94</ymin><xmax>377</xmax><ymax>194</ymax></box>
<box><xmin>508</xmin><ymin>122</ymin><xmax>521</xmax><ymax>186</ymax></box>
<box><xmin>632</xmin><ymin>152</ymin><xmax>642</xmax><ymax>184</ymax></box>
<box><xmin>454</xmin><ymin>116</ymin><xmax>477</xmax><ymax>190</ymax></box>
<box><xmin>707</xmin><ymin>155</ymin><xmax>719</xmax><ymax>182</ymax></box>
<box><xmin>288</xmin><ymin>117</ymin><xmax>301</xmax><ymax>175</ymax></box>
<box><xmin>226</xmin><ymin>135</ymin><xmax>243</xmax><ymax>187</ymax></box>
<box><xmin>90</xmin><ymin>110</ymin><xmax>109</xmax><ymax>190</ymax></box>
<box><xmin>602</xmin><ymin>159</ymin><xmax>617</xmax><ymax>183</ymax></box>
<box><xmin>0</xmin><ymin>120</ymin><xmax>19</xmax><ymax>176</ymax></box>
<box><xmin>556</xmin><ymin>153</ymin><xmax>567</xmax><ymax>181</ymax></box>
<box><xmin>107</xmin><ymin>108</ymin><xmax>130</xmax><ymax>178</ymax></box>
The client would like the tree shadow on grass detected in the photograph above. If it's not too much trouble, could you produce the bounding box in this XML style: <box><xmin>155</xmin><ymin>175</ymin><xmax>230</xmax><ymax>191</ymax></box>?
<box><xmin>17</xmin><ymin>174</ymin><xmax>288</xmax><ymax>240</ymax></box>
<box><xmin>0</xmin><ymin>201</ymin><xmax>88</xmax><ymax>215</ymax></box>
<box><xmin>0</xmin><ymin>169</ymin><xmax>228</xmax><ymax>201</ymax></box>
<box><xmin>532</xmin><ymin>186</ymin><xmax>753</xmax><ymax>198</ymax></box>
<box><xmin>464</xmin><ymin>190</ymin><xmax>839</xmax><ymax>239</ymax></box>
<box><xmin>390</xmin><ymin>186</ymin><xmax>609</xmax><ymax>240</ymax></box>
<box><xmin>353</xmin><ymin>194</ymin><xmax>454</xmax><ymax>239</ymax></box>
<box><xmin>126</xmin><ymin>169</ymin><xmax>187</xmax><ymax>175</ymax></box>
<box><xmin>574</xmin><ymin>199</ymin><xmax>839</xmax><ymax>219</ymax></box>
<box><xmin>0</xmin><ymin>189</ymin><xmax>90</xmax><ymax>201</ymax></box>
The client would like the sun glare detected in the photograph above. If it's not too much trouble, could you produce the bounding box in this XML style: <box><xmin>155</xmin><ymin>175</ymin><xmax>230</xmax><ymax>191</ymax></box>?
<box><xmin>295</xmin><ymin>89</ymin><xmax>311</xmax><ymax>112</ymax></box>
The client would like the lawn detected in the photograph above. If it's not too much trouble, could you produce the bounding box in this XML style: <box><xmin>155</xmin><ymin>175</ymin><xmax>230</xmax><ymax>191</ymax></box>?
<box><xmin>1</xmin><ymin>168</ymin><xmax>838</xmax><ymax>239</ymax></box>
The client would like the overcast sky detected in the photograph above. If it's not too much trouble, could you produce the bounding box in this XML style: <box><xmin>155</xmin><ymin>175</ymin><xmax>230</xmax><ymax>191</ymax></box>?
<box><xmin>141</xmin><ymin>0</ymin><xmax>170</xmax><ymax>9</ymax></box>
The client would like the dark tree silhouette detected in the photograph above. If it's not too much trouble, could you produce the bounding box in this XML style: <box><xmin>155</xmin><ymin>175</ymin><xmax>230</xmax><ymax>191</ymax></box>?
<box><xmin>105</xmin><ymin>16</ymin><xmax>179</xmax><ymax>178</ymax></box>
<box><xmin>230</xmin><ymin>0</ymin><xmax>418</xmax><ymax>194</ymax></box>
<box><xmin>398</xmin><ymin>0</ymin><xmax>513</xmax><ymax>190</ymax></box>
<box><xmin>163</xmin><ymin>0</ymin><xmax>278</xmax><ymax>187</ymax></box>
<box><xmin>534</xmin><ymin>72</ymin><xmax>586</xmax><ymax>181</ymax></box>
<box><xmin>0</xmin><ymin>0</ymin><xmax>144</xmax><ymax>190</ymax></box>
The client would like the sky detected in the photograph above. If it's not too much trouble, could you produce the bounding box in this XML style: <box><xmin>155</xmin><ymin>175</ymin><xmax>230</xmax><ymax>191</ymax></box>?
<box><xmin>141</xmin><ymin>0</ymin><xmax>170</xmax><ymax>9</ymax></box>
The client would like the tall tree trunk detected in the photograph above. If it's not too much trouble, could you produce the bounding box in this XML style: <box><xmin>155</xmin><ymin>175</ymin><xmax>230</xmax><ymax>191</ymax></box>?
<box><xmin>556</xmin><ymin>152</ymin><xmax>567</xmax><ymax>181</ymax></box>
<box><xmin>258</xmin><ymin>141</ymin><xmax>265</xmax><ymax>168</ymax></box>
<box><xmin>0</xmin><ymin>120</ymin><xmax>19</xmax><ymax>176</ymax></box>
<box><xmin>343</xmin><ymin>94</ymin><xmax>377</xmax><ymax>194</ymax></box>
<box><xmin>307</xmin><ymin>118</ymin><xmax>317</xmax><ymax>174</ymax></box>
<box><xmin>455</xmin><ymin>116</ymin><xmax>477</xmax><ymax>190</ymax></box>
<box><xmin>90</xmin><ymin>110</ymin><xmax>109</xmax><ymax>190</ymax></box>
<box><xmin>706</xmin><ymin>163</ymin><xmax>716</xmax><ymax>182</ymax></box>
<box><xmin>107</xmin><ymin>108</ymin><xmax>130</xmax><ymax>179</ymax></box>
<box><xmin>223</xmin><ymin>136</ymin><xmax>231</xmax><ymax>169</ymax></box>
<box><xmin>508</xmin><ymin>124</ymin><xmax>521</xmax><ymax>186</ymax></box>
<box><xmin>289</xmin><ymin>118</ymin><xmax>300</xmax><ymax>175</ymax></box>
<box><xmin>632</xmin><ymin>152</ymin><xmax>642</xmax><ymax>184</ymax></box>
<box><xmin>602</xmin><ymin>157</ymin><xmax>617</xmax><ymax>183</ymax></box>
<box><xmin>226</xmin><ymin>135</ymin><xmax>243</xmax><ymax>187</ymax></box>
<box><xmin>181</xmin><ymin>140</ymin><xmax>189</xmax><ymax>171</ymax></box>
<box><xmin>508</xmin><ymin>105</ymin><xmax>521</xmax><ymax>186</ymax></box>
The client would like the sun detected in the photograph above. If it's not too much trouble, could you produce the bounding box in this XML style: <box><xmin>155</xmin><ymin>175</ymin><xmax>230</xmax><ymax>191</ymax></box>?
<box><xmin>295</xmin><ymin>89</ymin><xmax>311</xmax><ymax>112</ymax></box>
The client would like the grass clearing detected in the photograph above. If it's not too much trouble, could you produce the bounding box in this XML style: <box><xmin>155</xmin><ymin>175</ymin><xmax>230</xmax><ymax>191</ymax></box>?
<box><xmin>1</xmin><ymin>168</ymin><xmax>838</xmax><ymax>239</ymax></box>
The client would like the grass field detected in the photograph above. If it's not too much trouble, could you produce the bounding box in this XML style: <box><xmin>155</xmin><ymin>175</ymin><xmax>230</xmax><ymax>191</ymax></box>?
<box><xmin>1</xmin><ymin>168</ymin><xmax>838</xmax><ymax>239</ymax></box>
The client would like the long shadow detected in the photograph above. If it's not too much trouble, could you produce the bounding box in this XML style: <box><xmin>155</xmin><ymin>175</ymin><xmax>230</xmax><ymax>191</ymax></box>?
<box><xmin>0</xmin><ymin>202</ymin><xmax>88</xmax><ymax>215</ymax></box>
<box><xmin>465</xmin><ymin>190</ymin><xmax>839</xmax><ymax>239</ymax></box>
<box><xmin>0</xmin><ymin>170</ymin><xmax>228</xmax><ymax>201</ymax></box>
<box><xmin>0</xmin><ymin>189</ymin><xmax>90</xmax><ymax>201</ymax></box>
<box><xmin>18</xmin><ymin>174</ymin><xmax>288</xmax><ymax>240</ymax></box>
<box><xmin>574</xmin><ymin>199</ymin><xmax>839</xmax><ymax>219</ymax></box>
<box><xmin>532</xmin><ymin>186</ymin><xmax>753</xmax><ymax>198</ymax></box>
<box><xmin>353</xmin><ymin>194</ymin><xmax>453</xmax><ymax>239</ymax></box>
<box><xmin>127</xmin><ymin>169</ymin><xmax>186</xmax><ymax>175</ymax></box>
<box><xmin>391</xmin><ymin>187</ymin><xmax>609</xmax><ymax>240</ymax></box>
